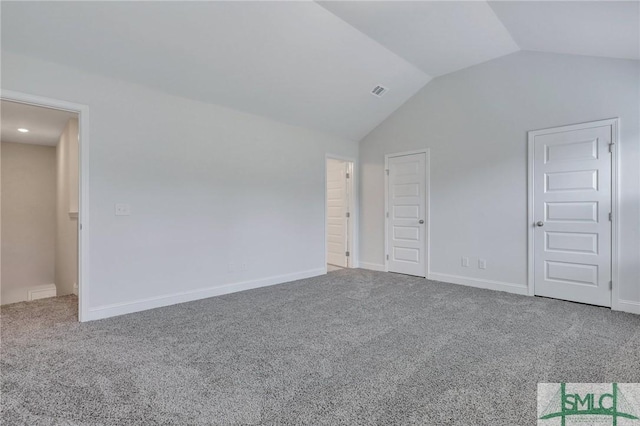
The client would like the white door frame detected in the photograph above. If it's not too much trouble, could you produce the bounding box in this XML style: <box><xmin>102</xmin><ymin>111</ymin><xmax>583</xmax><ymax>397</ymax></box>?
<box><xmin>384</xmin><ymin>149</ymin><xmax>431</xmax><ymax>275</ymax></box>
<box><xmin>527</xmin><ymin>118</ymin><xmax>619</xmax><ymax>308</ymax></box>
<box><xmin>325</xmin><ymin>154</ymin><xmax>358</xmax><ymax>271</ymax></box>
<box><xmin>2</xmin><ymin>90</ymin><xmax>91</xmax><ymax>322</ymax></box>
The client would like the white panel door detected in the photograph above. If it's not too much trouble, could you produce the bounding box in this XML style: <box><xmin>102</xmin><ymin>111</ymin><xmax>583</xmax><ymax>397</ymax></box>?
<box><xmin>532</xmin><ymin>124</ymin><xmax>612</xmax><ymax>307</ymax></box>
<box><xmin>387</xmin><ymin>153</ymin><xmax>426</xmax><ymax>277</ymax></box>
<box><xmin>327</xmin><ymin>159</ymin><xmax>349</xmax><ymax>267</ymax></box>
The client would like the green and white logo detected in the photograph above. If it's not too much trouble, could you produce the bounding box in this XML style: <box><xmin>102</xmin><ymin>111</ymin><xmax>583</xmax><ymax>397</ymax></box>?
<box><xmin>538</xmin><ymin>383</ymin><xmax>640</xmax><ymax>425</ymax></box>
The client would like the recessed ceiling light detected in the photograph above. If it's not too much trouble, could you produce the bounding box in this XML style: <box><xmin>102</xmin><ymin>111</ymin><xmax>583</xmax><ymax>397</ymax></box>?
<box><xmin>18</xmin><ymin>128</ymin><xmax>29</xmax><ymax>133</ymax></box>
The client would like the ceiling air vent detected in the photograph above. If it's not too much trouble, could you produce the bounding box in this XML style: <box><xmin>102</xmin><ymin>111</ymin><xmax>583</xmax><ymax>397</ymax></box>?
<box><xmin>371</xmin><ymin>85</ymin><xmax>388</xmax><ymax>97</ymax></box>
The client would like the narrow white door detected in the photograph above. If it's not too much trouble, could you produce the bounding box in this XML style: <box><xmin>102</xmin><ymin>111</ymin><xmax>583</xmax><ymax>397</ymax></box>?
<box><xmin>387</xmin><ymin>153</ymin><xmax>426</xmax><ymax>277</ymax></box>
<box><xmin>531</xmin><ymin>122</ymin><xmax>613</xmax><ymax>307</ymax></box>
<box><xmin>327</xmin><ymin>159</ymin><xmax>349</xmax><ymax>267</ymax></box>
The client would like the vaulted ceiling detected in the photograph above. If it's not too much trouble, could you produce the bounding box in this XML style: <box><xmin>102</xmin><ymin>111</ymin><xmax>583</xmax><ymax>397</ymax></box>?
<box><xmin>318</xmin><ymin>1</ymin><xmax>520</xmax><ymax>77</ymax></box>
<box><xmin>2</xmin><ymin>1</ymin><xmax>638</xmax><ymax>141</ymax></box>
<box><xmin>488</xmin><ymin>1</ymin><xmax>639</xmax><ymax>61</ymax></box>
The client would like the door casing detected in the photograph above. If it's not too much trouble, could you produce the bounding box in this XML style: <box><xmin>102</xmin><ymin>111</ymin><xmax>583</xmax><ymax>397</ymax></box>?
<box><xmin>527</xmin><ymin>118</ymin><xmax>620</xmax><ymax>308</ymax></box>
<box><xmin>384</xmin><ymin>149</ymin><xmax>431</xmax><ymax>276</ymax></box>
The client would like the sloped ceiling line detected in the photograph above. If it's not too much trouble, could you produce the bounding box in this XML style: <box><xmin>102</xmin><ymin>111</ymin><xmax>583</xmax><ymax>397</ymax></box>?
<box><xmin>2</xmin><ymin>1</ymin><xmax>638</xmax><ymax>142</ymax></box>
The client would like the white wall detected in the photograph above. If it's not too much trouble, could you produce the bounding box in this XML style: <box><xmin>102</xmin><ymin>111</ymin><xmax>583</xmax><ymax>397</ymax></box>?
<box><xmin>1</xmin><ymin>142</ymin><xmax>57</xmax><ymax>304</ymax></box>
<box><xmin>56</xmin><ymin>118</ymin><xmax>79</xmax><ymax>297</ymax></box>
<box><xmin>359</xmin><ymin>51</ymin><xmax>640</xmax><ymax>312</ymax></box>
<box><xmin>2</xmin><ymin>51</ymin><xmax>358</xmax><ymax>320</ymax></box>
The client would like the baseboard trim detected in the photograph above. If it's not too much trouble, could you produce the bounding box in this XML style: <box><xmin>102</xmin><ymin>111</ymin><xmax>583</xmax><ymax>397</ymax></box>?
<box><xmin>615</xmin><ymin>299</ymin><xmax>640</xmax><ymax>315</ymax></box>
<box><xmin>28</xmin><ymin>284</ymin><xmax>57</xmax><ymax>301</ymax></box>
<box><xmin>428</xmin><ymin>272</ymin><xmax>528</xmax><ymax>296</ymax></box>
<box><xmin>359</xmin><ymin>262</ymin><xmax>386</xmax><ymax>272</ymax></box>
<box><xmin>86</xmin><ymin>268</ymin><xmax>326</xmax><ymax>322</ymax></box>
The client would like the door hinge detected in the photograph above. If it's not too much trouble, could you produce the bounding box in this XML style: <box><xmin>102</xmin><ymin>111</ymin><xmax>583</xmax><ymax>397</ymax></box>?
<box><xmin>385</xmin><ymin>169</ymin><xmax>389</xmax><ymax>175</ymax></box>
<box><xmin>80</xmin><ymin>223</ymin><xmax>82</xmax><ymax>230</ymax></box>
<box><xmin>346</xmin><ymin>212</ymin><xmax>350</xmax><ymax>218</ymax></box>
<box><xmin>386</xmin><ymin>212</ymin><xmax>389</xmax><ymax>218</ymax></box>
<box><xmin>609</xmin><ymin>212</ymin><xmax>612</xmax><ymax>222</ymax></box>
<box><xmin>386</xmin><ymin>254</ymin><xmax>389</xmax><ymax>260</ymax></box>
<box><xmin>609</xmin><ymin>280</ymin><xmax>613</xmax><ymax>290</ymax></box>
<box><xmin>345</xmin><ymin>251</ymin><xmax>350</xmax><ymax>257</ymax></box>
<box><xmin>346</xmin><ymin>172</ymin><xmax>350</xmax><ymax>179</ymax></box>
<box><xmin>609</xmin><ymin>143</ymin><xmax>615</xmax><ymax>153</ymax></box>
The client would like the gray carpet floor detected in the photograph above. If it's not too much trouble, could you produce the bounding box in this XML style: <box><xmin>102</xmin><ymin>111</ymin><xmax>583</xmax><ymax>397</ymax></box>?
<box><xmin>1</xmin><ymin>269</ymin><xmax>639</xmax><ymax>425</ymax></box>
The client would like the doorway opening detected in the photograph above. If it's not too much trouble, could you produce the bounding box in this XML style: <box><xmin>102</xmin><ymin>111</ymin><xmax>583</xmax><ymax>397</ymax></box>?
<box><xmin>1</xmin><ymin>92</ymin><xmax>88</xmax><ymax>321</ymax></box>
<box><xmin>326</xmin><ymin>157</ymin><xmax>355</xmax><ymax>271</ymax></box>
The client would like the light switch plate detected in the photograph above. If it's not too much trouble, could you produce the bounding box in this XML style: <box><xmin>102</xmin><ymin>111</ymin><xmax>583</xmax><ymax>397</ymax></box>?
<box><xmin>115</xmin><ymin>203</ymin><xmax>131</xmax><ymax>216</ymax></box>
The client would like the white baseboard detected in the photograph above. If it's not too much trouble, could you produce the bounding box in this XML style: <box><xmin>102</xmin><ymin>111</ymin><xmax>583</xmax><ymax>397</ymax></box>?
<box><xmin>615</xmin><ymin>299</ymin><xmax>640</xmax><ymax>315</ymax></box>
<box><xmin>428</xmin><ymin>272</ymin><xmax>529</xmax><ymax>296</ymax></box>
<box><xmin>359</xmin><ymin>262</ymin><xmax>386</xmax><ymax>272</ymax></box>
<box><xmin>28</xmin><ymin>284</ymin><xmax>57</xmax><ymax>301</ymax></box>
<box><xmin>86</xmin><ymin>268</ymin><xmax>326</xmax><ymax>322</ymax></box>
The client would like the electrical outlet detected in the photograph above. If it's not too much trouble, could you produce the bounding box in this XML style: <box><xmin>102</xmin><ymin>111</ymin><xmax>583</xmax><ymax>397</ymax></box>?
<box><xmin>228</xmin><ymin>262</ymin><xmax>237</xmax><ymax>273</ymax></box>
<box><xmin>115</xmin><ymin>203</ymin><xmax>131</xmax><ymax>216</ymax></box>
<box><xmin>461</xmin><ymin>257</ymin><xmax>470</xmax><ymax>267</ymax></box>
<box><xmin>241</xmin><ymin>262</ymin><xmax>248</xmax><ymax>272</ymax></box>
<box><xmin>478</xmin><ymin>259</ymin><xmax>487</xmax><ymax>270</ymax></box>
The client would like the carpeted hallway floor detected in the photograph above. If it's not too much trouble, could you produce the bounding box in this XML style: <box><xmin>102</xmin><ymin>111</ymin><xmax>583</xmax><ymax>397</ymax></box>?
<box><xmin>2</xmin><ymin>269</ymin><xmax>639</xmax><ymax>425</ymax></box>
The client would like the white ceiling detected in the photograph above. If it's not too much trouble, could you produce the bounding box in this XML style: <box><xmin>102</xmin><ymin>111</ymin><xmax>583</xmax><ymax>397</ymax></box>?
<box><xmin>489</xmin><ymin>1</ymin><xmax>640</xmax><ymax>60</ymax></box>
<box><xmin>2</xmin><ymin>2</ymin><xmax>638</xmax><ymax>142</ymax></box>
<box><xmin>317</xmin><ymin>1</ymin><xmax>520</xmax><ymax>77</ymax></box>
<box><xmin>1</xmin><ymin>1</ymin><xmax>430</xmax><ymax>142</ymax></box>
<box><xmin>1</xmin><ymin>100</ymin><xmax>77</xmax><ymax>147</ymax></box>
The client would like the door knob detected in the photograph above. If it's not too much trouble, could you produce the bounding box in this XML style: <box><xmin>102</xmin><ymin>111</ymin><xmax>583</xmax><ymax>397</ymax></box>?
<box><xmin>419</xmin><ymin>220</ymin><xmax>425</xmax><ymax>224</ymax></box>
<box><xmin>536</xmin><ymin>221</ymin><xmax>544</xmax><ymax>227</ymax></box>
